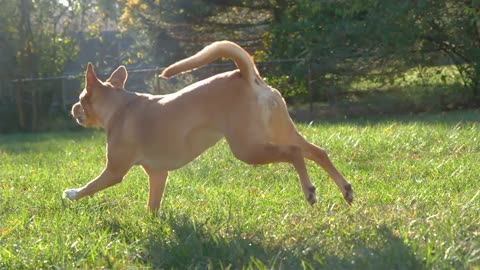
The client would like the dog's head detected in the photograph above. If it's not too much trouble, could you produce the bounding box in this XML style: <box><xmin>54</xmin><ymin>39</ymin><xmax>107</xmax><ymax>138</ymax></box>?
<box><xmin>71</xmin><ymin>63</ymin><xmax>128</xmax><ymax>127</ymax></box>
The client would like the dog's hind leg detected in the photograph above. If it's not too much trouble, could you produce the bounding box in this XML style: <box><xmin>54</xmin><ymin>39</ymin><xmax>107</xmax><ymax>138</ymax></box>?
<box><xmin>294</xmin><ymin>133</ymin><xmax>354</xmax><ymax>204</ymax></box>
<box><xmin>227</xmin><ymin>138</ymin><xmax>317</xmax><ymax>205</ymax></box>
<box><xmin>142</xmin><ymin>166</ymin><xmax>168</xmax><ymax>212</ymax></box>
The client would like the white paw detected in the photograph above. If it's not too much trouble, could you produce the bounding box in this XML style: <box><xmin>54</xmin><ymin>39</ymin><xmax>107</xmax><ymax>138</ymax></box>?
<box><xmin>63</xmin><ymin>189</ymin><xmax>80</xmax><ymax>200</ymax></box>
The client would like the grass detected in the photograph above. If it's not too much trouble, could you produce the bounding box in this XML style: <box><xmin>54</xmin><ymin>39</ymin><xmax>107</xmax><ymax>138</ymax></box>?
<box><xmin>0</xmin><ymin>110</ymin><xmax>479</xmax><ymax>269</ymax></box>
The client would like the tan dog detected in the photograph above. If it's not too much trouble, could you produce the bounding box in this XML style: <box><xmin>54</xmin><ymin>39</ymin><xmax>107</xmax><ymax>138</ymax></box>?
<box><xmin>63</xmin><ymin>41</ymin><xmax>353</xmax><ymax>211</ymax></box>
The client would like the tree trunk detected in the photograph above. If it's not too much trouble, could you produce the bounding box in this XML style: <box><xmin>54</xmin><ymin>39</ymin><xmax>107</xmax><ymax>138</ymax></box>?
<box><xmin>18</xmin><ymin>0</ymin><xmax>36</xmax><ymax>131</ymax></box>
<box><xmin>31</xmin><ymin>89</ymin><xmax>37</xmax><ymax>131</ymax></box>
<box><xmin>15</xmin><ymin>82</ymin><xmax>25</xmax><ymax>130</ymax></box>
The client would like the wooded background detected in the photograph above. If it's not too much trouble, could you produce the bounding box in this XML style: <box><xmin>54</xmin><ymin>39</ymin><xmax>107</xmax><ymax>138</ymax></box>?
<box><xmin>1</xmin><ymin>0</ymin><xmax>480</xmax><ymax>132</ymax></box>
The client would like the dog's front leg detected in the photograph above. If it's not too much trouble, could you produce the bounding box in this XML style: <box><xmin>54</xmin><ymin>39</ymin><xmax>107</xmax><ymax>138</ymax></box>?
<box><xmin>63</xmin><ymin>167</ymin><xmax>127</xmax><ymax>201</ymax></box>
<box><xmin>142</xmin><ymin>166</ymin><xmax>168</xmax><ymax>212</ymax></box>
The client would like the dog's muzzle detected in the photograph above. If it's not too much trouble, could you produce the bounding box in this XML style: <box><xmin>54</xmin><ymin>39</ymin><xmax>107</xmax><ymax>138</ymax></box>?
<box><xmin>71</xmin><ymin>102</ymin><xmax>86</xmax><ymax>126</ymax></box>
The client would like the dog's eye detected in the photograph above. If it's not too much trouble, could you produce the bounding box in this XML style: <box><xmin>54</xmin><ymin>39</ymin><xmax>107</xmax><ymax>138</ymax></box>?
<box><xmin>79</xmin><ymin>90</ymin><xmax>90</xmax><ymax>102</ymax></box>
<box><xmin>79</xmin><ymin>98</ymin><xmax>86</xmax><ymax>108</ymax></box>
<box><xmin>79</xmin><ymin>93</ymin><xmax>91</xmax><ymax>106</ymax></box>
<box><xmin>78</xmin><ymin>93</ymin><xmax>93</xmax><ymax>118</ymax></box>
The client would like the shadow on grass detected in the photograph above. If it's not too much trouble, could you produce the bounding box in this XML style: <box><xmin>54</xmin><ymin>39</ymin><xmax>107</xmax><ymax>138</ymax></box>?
<box><xmin>140</xmin><ymin>214</ymin><xmax>296</xmax><ymax>269</ymax></box>
<box><xmin>325</xmin><ymin>225</ymin><xmax>426</xmax><ymax>270</ymax></box>
<box><xmin>138</xmin><ymin>215</ymin><xmax>425</xmax><ymax>269</ymax></box>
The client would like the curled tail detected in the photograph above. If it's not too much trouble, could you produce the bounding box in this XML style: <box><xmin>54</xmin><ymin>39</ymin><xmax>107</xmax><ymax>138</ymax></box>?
<box><xmin>160</xmin><ymin>41</ymin><xmax>259</xmax><ymax>83</ymax></box>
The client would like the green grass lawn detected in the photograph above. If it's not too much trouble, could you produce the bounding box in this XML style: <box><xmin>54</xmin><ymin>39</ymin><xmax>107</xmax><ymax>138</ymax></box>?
<box><xmin>1</xmin><ymin>110</ymin><xmax>479</xmax><ymax>269</ymax></box>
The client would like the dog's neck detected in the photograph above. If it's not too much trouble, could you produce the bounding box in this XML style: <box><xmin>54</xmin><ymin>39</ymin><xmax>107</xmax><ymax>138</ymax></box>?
<box><xmin>94</xmin><ymin>89</ymin><xmax>134</xmax><ymax>130</ymax></box>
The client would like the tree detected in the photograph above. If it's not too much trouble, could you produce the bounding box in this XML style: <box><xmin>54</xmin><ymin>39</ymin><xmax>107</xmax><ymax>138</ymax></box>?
<box><xmin>269</xmin><ymin>0</ymin><xmax>480</xmax><ymax>100</ymax></box>
<box><xmin>0</xmin><ymin>0</ymin><xmax>119</xmax><ymax>131</ymax></box>
<box><xmin>413</xmin><ymin>1</ymin><xmax>480</xmax><ymax>97</ymax></box>
<box><xmin>119</xmin><ymin>0</ymin><xmax>275</xmax><ymax>65</ymax></box>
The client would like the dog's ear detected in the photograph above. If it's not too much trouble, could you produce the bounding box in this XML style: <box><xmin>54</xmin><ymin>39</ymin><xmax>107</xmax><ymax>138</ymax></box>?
<box><xmin>85</xmin><ymin>63</ymin><xmax>101</xmax><ymax>92</ymax></box>
<box><xmin>106</xmin><ymin>65</ymin><xmax>128</xmax><ymax>88</ymax></box>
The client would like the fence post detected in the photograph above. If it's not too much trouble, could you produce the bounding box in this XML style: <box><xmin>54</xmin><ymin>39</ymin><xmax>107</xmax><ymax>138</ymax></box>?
<box><xmin>328</xmin><ymin>78</ymin><xmax>336</xmax><ymax>107</ymax></box>
<box><xmin>307</xmin><ymin>60</ymin><xmax>313</xmax><ymax>113</ymax></box>
<box><xmin>32</xmin><ymin>87</ymin><xmax>38</xmax><ymax>131</ymax></box>
<box><xmin>15</xmin><ymin>81</ymin><xmax>26</xmax><ymax>130</ymax></box>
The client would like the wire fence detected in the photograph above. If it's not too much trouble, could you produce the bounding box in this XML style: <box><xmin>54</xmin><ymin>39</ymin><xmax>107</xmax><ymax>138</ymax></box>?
<box><xmin>1</xmin><ymin>58</ymin><xmax>322</xmax><ymax>132</ymax></box>
<box><xmin>9</xmin><ymin>58</ymin><xmax>306</xmax><ymax>83</ymax></box>
<box><xmin>0</xmin><ymin>56</ymin><xmax>468</xmax><ymax>133</ymax></box>
<box><xmin>2</xmin><ymin>58</ymin><xmax>315</xmax><ymax>105</ymax></box>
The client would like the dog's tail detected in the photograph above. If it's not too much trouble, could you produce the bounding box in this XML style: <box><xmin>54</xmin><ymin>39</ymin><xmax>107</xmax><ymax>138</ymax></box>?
<box><xmin>160</xmin><ymin>41</ymin><xmax>259</xmax><ymax>83</ymax></box>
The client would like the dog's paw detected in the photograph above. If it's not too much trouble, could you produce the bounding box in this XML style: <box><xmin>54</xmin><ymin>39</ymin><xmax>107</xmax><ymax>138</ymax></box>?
<box><xmin>63</xmin><ymin>189</ymin><xmax>80</xmax><ymax>201</ymax></box>
<box><xmin>343</xmin><ymin>184</ymin><xmax>354</xmax><ymax>205</ymax></box>
<box><xmin>305</xmin><ymin>186</ymin><xmax>317</xmax><ymax>206</ymax></box>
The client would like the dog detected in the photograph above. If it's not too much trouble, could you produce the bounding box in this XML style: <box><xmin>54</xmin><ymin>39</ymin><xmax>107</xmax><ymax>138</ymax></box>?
<box><xmin>63</xmin><ymin>41</ymin><xmax>353</xmax><ymax>211</ymax></box>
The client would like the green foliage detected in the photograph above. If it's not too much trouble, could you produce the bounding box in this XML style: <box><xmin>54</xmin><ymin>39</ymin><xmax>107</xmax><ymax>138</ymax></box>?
<box><xmin>269</xmin><ymin>0</ymin><xmax>480</xmax><ymax>98</ymax></box>
<box><xmin>3</xmin><ymin>0</ymin><xmax>480</xmax><ymax>133</ymax></box>
<box><xmin>264</xmin><ymin>75</ymin><xmax>307</xmax><ymax>98</ymax></box>
<box><xmin>120</xmin><ymin>0</ymin><xmax>273</xmax><ymax>65</ymax></box>
<box><xmin>1</xmin><ymin>111</ymin><xmax>479</xmax><ymax>269</ymax></box>
<box><xmin>349</xmin><ymin>65</ymin><xmax>463</xmax><ymax>93</ymax></box>
<box><xmin>0</xmin><ymin>0</ymin><xmax>121</xmax><ymax>132</ymax></box>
